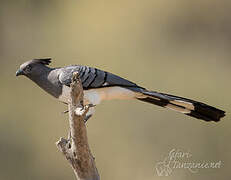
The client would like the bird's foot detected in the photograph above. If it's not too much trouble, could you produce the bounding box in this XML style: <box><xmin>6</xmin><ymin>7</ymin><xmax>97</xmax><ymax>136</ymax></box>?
<box><xmin>86</xmin><ymin>103</ymin><xmax>96</xmax><ymax>108</ymax></box>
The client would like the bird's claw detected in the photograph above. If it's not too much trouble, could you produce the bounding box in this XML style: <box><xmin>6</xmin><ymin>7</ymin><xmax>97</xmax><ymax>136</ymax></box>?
<box><xmin>62</xmin><ymin>110</ymin><xmax>69</xmax><ymax>114</ymax></box>
<box><xmin>86</xmin><ymin>103</ymin><xmax>96</xmax><ymax>108</ymax></box>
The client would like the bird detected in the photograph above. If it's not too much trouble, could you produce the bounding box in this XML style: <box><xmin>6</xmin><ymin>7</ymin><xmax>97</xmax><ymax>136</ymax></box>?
<box><xmin>16</xmin><ymin>58</ymin><xmax>225</xmax><ymax>122</ymax></box>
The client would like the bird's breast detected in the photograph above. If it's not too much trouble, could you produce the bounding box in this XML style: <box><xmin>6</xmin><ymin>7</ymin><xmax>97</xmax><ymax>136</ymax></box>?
<box><xmin>58</xmin><ymin>86</ymin><xmax>137</xmax><ymax>105</ymax></box>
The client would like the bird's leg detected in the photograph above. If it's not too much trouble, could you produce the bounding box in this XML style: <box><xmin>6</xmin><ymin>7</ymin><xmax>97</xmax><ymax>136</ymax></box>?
<box><xmin>87</xmin><ymin>104</ymin><xmax>96</xmax><ymax>108</ymax></box>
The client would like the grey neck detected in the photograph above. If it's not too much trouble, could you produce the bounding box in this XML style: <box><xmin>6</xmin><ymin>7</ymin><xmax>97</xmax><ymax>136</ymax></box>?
<box><xmin>27</xmin><ymin>66</ymin><xmax>62</xmax><ymax>98</ymax></box>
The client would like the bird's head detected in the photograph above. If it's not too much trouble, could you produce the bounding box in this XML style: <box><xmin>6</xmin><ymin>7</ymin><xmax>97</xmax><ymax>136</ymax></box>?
<box><xmin>16</xmin><ymin>58</ymin><xmax>52</xmax><ymax>77</ymax></box>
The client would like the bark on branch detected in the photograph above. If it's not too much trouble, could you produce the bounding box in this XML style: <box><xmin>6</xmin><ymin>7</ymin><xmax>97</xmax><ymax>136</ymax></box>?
<box><xmin>56</xmin><ymin>72</ymin><xmax>100</xmax><ymax>180</ymax></box>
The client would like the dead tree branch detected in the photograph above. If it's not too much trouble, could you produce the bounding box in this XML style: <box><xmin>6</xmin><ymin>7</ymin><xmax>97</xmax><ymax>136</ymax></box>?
<box><xmin>56</xmin><ymin>72</ymin><xmax>100</xmax><ymax>180</ymax></box>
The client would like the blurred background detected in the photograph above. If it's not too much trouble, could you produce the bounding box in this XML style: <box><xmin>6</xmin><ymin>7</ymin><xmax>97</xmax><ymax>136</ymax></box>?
<box><xmin>0</xmin><ymin>0</ymin><xmax>230</xmax><ymax>179</ymax></box>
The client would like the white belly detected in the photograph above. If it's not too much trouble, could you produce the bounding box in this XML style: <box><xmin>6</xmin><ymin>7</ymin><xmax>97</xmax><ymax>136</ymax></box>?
<box><xmin>58</xmin><ymin>86</ymin><xmax>137</xmax><ymax>105</ymax></box>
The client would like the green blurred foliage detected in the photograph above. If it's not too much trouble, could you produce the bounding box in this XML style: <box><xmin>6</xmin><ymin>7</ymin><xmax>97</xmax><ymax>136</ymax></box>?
<box><xmin>0</xmin><ymin>0</ymin><xmax>230</xmax><ymax>179</ymax></box>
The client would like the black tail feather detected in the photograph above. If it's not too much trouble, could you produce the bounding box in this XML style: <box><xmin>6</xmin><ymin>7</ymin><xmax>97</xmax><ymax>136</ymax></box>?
<box><xmin>137</xmin><ymin>90</ymin><xmax>225</xmax><ymax>122</ymax></box>
<box><xmin>186</xmin><ymin>102</ymin><xmax>225</xmax><ymax>122</ymax></box>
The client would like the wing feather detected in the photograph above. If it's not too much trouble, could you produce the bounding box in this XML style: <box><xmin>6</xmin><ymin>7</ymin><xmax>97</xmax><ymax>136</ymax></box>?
<box><xmin>58</xmin><ymin>65</ymin><xmax>140</xmax><ymax>89</ymax></box>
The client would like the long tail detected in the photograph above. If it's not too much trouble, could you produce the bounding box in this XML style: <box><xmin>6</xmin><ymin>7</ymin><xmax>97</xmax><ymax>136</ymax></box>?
<box><xmin>129</xmin><ymin>87</ymin><xmax>225</xmax><ymax>122</ymax></box>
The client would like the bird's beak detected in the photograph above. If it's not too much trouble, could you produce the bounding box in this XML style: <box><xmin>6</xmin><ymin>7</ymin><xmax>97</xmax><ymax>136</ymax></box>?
<box><xmin>16</xmin><ymin>69</ymin><xmax>24</xmax><ymax>76</ymax></box>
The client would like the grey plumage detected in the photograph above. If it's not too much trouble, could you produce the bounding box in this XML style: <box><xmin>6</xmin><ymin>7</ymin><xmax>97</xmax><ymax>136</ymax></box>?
<box><xmin>58</xmin><ymin>65</ymin><xmax>139</xmax><ymax>89</ymax></box>
<box><xmin>16</xmin><ymin>59</ymin><xmax>62</xmax><ymax>98</ymax></box>
<box><xmin>16</xmin><ymin>58</ymin><xmax>225</xmax><ymax>122</ymax></box>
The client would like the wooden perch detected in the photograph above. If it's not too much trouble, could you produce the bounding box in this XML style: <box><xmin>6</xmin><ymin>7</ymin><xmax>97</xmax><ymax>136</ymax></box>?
<box><xmin>56</xmin><ymin>72</ymin><xmax>100</xmax><ymax>180</ymax></box>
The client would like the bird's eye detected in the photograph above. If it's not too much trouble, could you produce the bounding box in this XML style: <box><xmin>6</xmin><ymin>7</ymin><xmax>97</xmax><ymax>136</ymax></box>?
<box><xmin>24</xmin><ymin>65</ymin><xmax>32</xmax><ymax>73</ymax></box>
